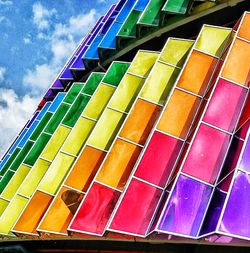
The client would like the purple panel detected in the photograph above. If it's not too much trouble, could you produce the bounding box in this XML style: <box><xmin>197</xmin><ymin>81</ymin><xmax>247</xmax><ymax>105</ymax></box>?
<box><xmin>157</xmin><ymin>175</ymin><xmax>213</xmax><ymax>237</ymax></box>
<box><xmin>103</xmin><ymin>4</ymin><xmax>117</xmax><ymax>22</ymax></box>
<box><xmin>238</xmin><ymin>133</ymin><xmax>250</xmax><ymax>173</ymax></box>
<box><xmin>51</xmin><ymin>79</ymin><xmax>63</xmax><ymax>89</ymax></box>
<box><xmin>219</xmin><ymin>171</ymin><xmax>250</xmax><ymax>238</ymax></box>
<box><xmin>44</xmin><ymin>89</ymin><xmax>54</xmax><ymax>99</ymax></box>
<box><xmin>100</xmin><ymin>17</ymin><xmax>115</xmax><ymax>35</ymax></box>
<box><xmin>115</xmin><ymin>0</ymin><xmax>126</xmax><ymax>12</ymax></box>
<box><xmin>71</xmin><ymin>46</ymin><xmax>88</xmax><ymax>69</ymax></box>
<box><xmin>90</xmin><ymin>16</ymin><xmax>104</xmax><ymax>33</ymax></box>
<box><xmin>75</xmin><ymin>34</ymin><xmax>91</xmax><ymax>56</ymax></box>
<box><xmin>26</xmin><ymin>111</ymin><xmax>39</xmax><ymax>128</ymax></box>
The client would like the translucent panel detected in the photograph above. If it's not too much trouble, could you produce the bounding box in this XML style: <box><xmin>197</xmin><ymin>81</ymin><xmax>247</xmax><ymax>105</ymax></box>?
<box><xmin>63</xmin><ymin>84</ymin><xmax>83</xmax><ymax>104</ymax></box>
<box><xmin>41</xmin><ymin>125</ymin><xmax>71</xmax><ymax>161</ymax></box>
<box><xmin>18</xmin><ymin>159</ymin><xmax>51</xmax><ymax>198</ymax></box>
<box><xmin>219</xmin><ymin>171</ymin><xmax>250</xmax><ymax>238</ymax></box>
<box><xmin>102</xmin><ymin>62</ymin><xmax>130</xmax><ymax>87</ymax></box>
<box><xmin>115</xmin><ymin>0</ymin><xmax>135</xmax><ymax>23</ymax></box>
<box><xmin>69</xmin><ymin>182</ymin><xmax>120</xmax><ymax>235</ymax></box>
<box><xmin>96</xmin><ymin>139</ymin><xmax>142</xmax><ymax>190</ymax></box>
<box><xmin>24</xmin><ymin>134</ymin><xmax>51</xmax><ymax>166</ymax></box>
<box><xmin>203</xmin><ymin>78</ymin><xmax>247</xmax><ymax>132</ymax></box>
<box><xmin>62</xmin><ymin>94</ymin><xmax>90</xmax><ymax>127</ymax></box>
<box><xmin>140</xmin><ymin>63</ymin><xmax>180</xmax><ymax>105</ymax></box>
<box><xmin>182</xmin><ymin>124</ymin><xmax>231</xmax><ymax>184</ymax></box>
<box><xmin>195</xmin><ymin>26</ymin><xmax>231</xmax><ymax>57</ymax></box>
<box><xmin>37</xmin><ymin>102</ymin><xmax>53</xmax><ymax>120</ymax></box>
<box><xmin>0</xmin><ymin>195</ymin><xmax>28</xmax><ymax>235</ymax></box>
<box><xmin>162</xmin><ymin>0</ymin><xmax>190</xmax><ymax>14</ymax></box>
<box><xmin>47</xmin><ymin>94</ymin><xmax>65</xmax><ymax>113</ymax></box>
<box><xmin>62</xmin><ymin>118</ymin><xmax>95</xmax><ymax>156</ymax></box>
<box><xmin>120</xmin><ymin>99</ymin><xmax>161</xmax><ymax>145</ymax></box>
<box><xmin>128</xmin><ymin>51</ymin><xmax>158</xmax><ymax>77</ymax></box>
<box><xmin>0</xmin><ymin>148</ymin><xmax>21</xmax><ymax>176</ymax></box>
<box><xmin>38</xmin><ymin>153</ymin><xmax>75</xmax><ymax>195</ymax></box>
<box><xmin>65</xmin><ymin>146</ymin><xmax>106</xmax><ymax>192</ymax></box>
<box><xmin>238</xmin><ymin>13</ymin><xmax>250</xmax><ymax>41</ymax></box>
<box><xmin>12</xmin><ymin>191</ymin><xmax>52</xmax><ymax>235</ymax></box>
<box><xmin>158</xmin><ymin>175</ymin><xmax>212</xmax><ymax>237</ymax></box>
<box><xmin>88</xmin><ymin>108</ymin><xmax>126</xmax><ymax>150</ymax></box>
<box><xmin>82</xmin><ymin>72</ymin><xmax>104</xmax><ymax>95</ymax></box>
<box><xmin>109</xmin><ymin>74</ymin><xmax>144</xmax><ymax>112</ymax></box>
<box><xmin>0</xmin><ymin>198</ymin><xmax>9</xmax><ymax>216</ymax></box>
<box><xmin>0</xmin><ymin>170</ymin><xmax>15</xmax><ymax>193</ymax></box>
<box><xmin>238</xmin><ymin>135</ymin><xmax>250</xmax><ymax>173</ymax></box>
<box><xmin>135</xmin><ymin>132</ymin><xmax>183</xmax><ymax>187</ymax></box>
<box><xmin>221</xmin><ymin>38</ymin><xmax>250</xmax><ymax>86</ymax></box>
<box><xmin>1</xmin><ymin>165</ymin><xmax>30</xmax><ymax>200</ymax></box>
<box><xmin>109</xmin><ymin>178</ymin><xmax>162</xmax><ymax>236</ymax></box>
<box><xmin>160</xmin><ymin>39</ymin><xmax>193</xmax><ymax>67</ymax></box>
<box><xmin>177</xmin><ymin>50</ymin><xmax>218</xmax><ymax>96</ymax></box>
<box><xmin>134</xmin><ymin>0</ymin><xmax>150</xmax><ymax>11</ymax></box>
<box><xmin>157</xmin><ymin>89</ymin><xmax>201</xmax><ymax>139</ymax></box>
<box><xmin>38</xmin><ymin>187</ymin><xmax>84</xmax><ymax>235</ymax></box>
<box><xmin>82</xmin><ymin>84</ymin><xmax>115</xmax><ymax>120</ymax></box>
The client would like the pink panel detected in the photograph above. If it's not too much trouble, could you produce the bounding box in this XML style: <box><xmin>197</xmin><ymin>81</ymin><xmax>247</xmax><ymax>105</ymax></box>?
<box><xmin>135</xmin><ymin>132</ymin><xmax>183</xmax><ymax>188</ymax></box>
<box><xmin>203</xmin><ymin>78</ymin><xmax>247</xmax><ymax>132</ymax></box>
<box><xmin>182</xmin><ymin>123</ymin><xmax>231</xmax><ymax>184</ymax></box>
<box><xmin>109</xmin><ymin>178</ymin><xmax>162</xmax><ymax>236</ymax></box>
<box><xmin>69</xmin><ymin>182</ymin><xmax>120</xmax><ymax>235</ymax></box>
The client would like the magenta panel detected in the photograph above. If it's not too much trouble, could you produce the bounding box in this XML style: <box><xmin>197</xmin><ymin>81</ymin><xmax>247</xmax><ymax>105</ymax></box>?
<box><xmin>109</xmin><ymin>178</ymin><xmax>162</xmax><ymax>236</ymax></box>
<box><xmin>203</xmin><ymin>78</ymin><xmax>247</xmax><ymax>132</ymax></box>
<box><xmin>182</xmin><ymin>124</ymin><xmax>231</xmax><ymax>184</ymax></box>
<box><xmin>135</xmin><ymin>132</ymin><xmax>183</xmax><ymax>188</ymax></box>
<box><xmin>69</xmin><ymin>182</ymin><xmax>120</xmax><ymax>235</ymax></box>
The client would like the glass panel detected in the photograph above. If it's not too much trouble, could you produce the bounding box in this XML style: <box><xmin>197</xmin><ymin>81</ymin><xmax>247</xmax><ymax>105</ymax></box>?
<box><xmin>0</xmin><ymin>198</ymin><xmax>9</xmax><ymax>216</ymax></box>
<box><xmin>82</xmin><ymin>73</ymin><xmax>104</xmax><ymax>95</ymax></box>
<box><xmin>237</xmin><ymin>13</ymin><xmax>250</xmax><ymax>41</ymax></box>
<box><xmin>63</xmin><ymin>84</ymin><xmax>83</xmax><ymax>104</ymax></box>
<box><xmin>238</xmin><ymin>134</ymin><xmax>250</xmax><ymax>173</ymax></box>
<box><xmin>48</xmin><ymin>94</ymin><xmax>65</xmax><ymax>113</ymax></box>
<box><xmin>0</xmin><ymin>148</ymin><xmax>21</xmax><ymax>176</ymax></box>
<box><xmin>0</xmin><ymin>170</ymin><xmax>15</xmax><ymax>193</ymax></box>
<box><xmin>162</xmin><ymin>0</ymin><xmax>190</xmax><ymax>14</ymax></box>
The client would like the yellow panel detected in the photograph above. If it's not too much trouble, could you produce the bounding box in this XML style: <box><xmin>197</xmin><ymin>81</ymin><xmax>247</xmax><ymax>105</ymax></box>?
<box><xmin>0</xmin><ymin>195</ymin><xmax>28</xmax><ymax>235</ymax></box>
<box><xmin>109</xmin><ymin>74</ymin><xmax>144</xmax><ymax>112</ymax></box>
<box><xmin>82</xmin><ymin>84</ymin><xmax>115</xmax><ymax>120</ymax></box>
<box><xmin>62</xmin><ymin>117</ymin><xmax>96</xmax><ymax>156</ymax></box>
<box><xmin>160</xmin><ymin>39</ymin><xmax>193</xmax><ymax>67</ymax></box>
<box><xmin>1</xmin><ymin>165</ymin><xmax>30</xmax><ymax>200</ymax></box>
<box><xmin>41</xmin><ymin>125</ymin><xmax>71</xmax><ymax>161</ymax></box>
<box><xmin>0</xmin><ymin>198</ymin><xmax>9</xmax><ymax>216</ymax></box>
<box><xmin>88</xmin><ymin>108</ymin><xmax>126</xmax><ymax>150</ymax></box>
<box><xmin>128</xmin><ymin>51</ymin><xmax>158</xmax><ymax>77</ymax></box>
<box><xmin>140</xmin><ymin>62</ymin><xmax>180</xmax><ymax>105</ymax></box>
<box><xmin>18</xmin><ymin>159</ymin><xmax>51</xmax><ymax>198</ymax></box>
<box><xmin>38</xmin><ymin>152</ymin><xmax>75</xmax><ymax>195</ymax></box>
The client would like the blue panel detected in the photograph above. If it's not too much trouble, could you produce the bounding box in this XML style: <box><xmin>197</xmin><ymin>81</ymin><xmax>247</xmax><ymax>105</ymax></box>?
<box><xmin>134</xmin><ymin>0</ymin><xmax>151</xmax><ymax>11</ymax></box>
<box><xmin>116</xmin><ymin>0</ymin><xmax>137</xmax><ymax>23</ymax></box>
<box><xmin>100</xmin><ymin>17</ymin><xmax>116</xmax><ymax>35</ymax></box>
<box><xmin>115</xmin><ymin>0</ymin><xmax>127</xmax><ymax>12</ymax></box>
<box><xmin>0</xmin><ymin>154</ymin><xmax>10</xmax><ymax>170</ymax></box>
<box><xmin>48</xmin><ymin>93</ymin><xmax>66</xmax><ymax>113</ymax></box>
<box><xmin>83</xmin><ymin>34</ymin><xmax>103</xmax><ymax>59</ymax></box>
<box><xmin>10</xmin><ymin>128</ymin><xmax>28</xmax><ymax>151</ymax></box>
<box><xmin>37</xmin><ymin>102</ymin><xmax>52</xmax><ymax>120</ymax></box>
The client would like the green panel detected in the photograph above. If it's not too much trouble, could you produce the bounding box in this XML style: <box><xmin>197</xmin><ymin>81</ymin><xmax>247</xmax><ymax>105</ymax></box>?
<box><xmin>162</xmin><ymin>0</ymin><xmax>191</xmax><ymax>14</ymax></box>
<box><xmin>160</xmin><ymin>38</ymin><xmax>194</xmax><ymax>67</ymax></box>
<box><xmin>82</xmin><ymin>72</ymin><xmax>105</xmax><ymax>95</ymax></box>
<box><xmin>118</xmin><ymin>10</ymin><xmax>141</xmax><ymax>37</ymax></box>
<box><xmin>30</xmin><ymin>112</ymin><xmax>53</xmax><ymax>141</ymax></box>
<box><xmin>44</xmin><ymin>103</ymin><xmax>70</xmax><ymax>134</ymax></box>
<box><xmin>139</xmin><ymin>0</ymin><xmax>165</xmax><ymax>26</ymax></box>
<box><xmin>63</xmin><ymin>83</ymin><xmax>83</xmax><ymax>104</ymax></box>
<box><xmin>195</xmin><ymin>25</ymin><xmax>231</xmax><ymax>57</ymax></box>
<box><xmin>10</xmin><ymin>141</ymin><xmax>34</xmax><ymax>171</ymax></box>
<box><xmin>0</xmin><ymin>170</ymin><xmax>15</xmax><ymax>193</ymax></box>
<box><xmin>62</xmin><ymin>94</ymin><xmax>90</xmax><ymax>127</ymax></box>
<box><xmin>102</xmin><ymin>62</ymin><xmax>130</xmax><ymax>87</ymax></box>
<box><xmin>24</xmin><ymin>134</ymin><xmax>51</xmax><ymax>166</ymax></box>
<box><xmin>0</xmin><ymin>148</ymin><xmax>21</xmax><ymax>176</ymax></box>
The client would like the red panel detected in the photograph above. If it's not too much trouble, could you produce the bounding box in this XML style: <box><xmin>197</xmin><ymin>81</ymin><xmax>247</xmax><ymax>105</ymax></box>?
<box><xmin>135</xmin><ymin>132</ymin><xmax>183</xmax><ymax>188</ymax></box>
<box><xmin>203</xmin><ymin>78</ymin><xmax>247</xmax><ymax>132</ymax></box>
<box><xmin>109</xmin><ymin>178</ymin><xmax>162</xmax><ymax>236</ymax></box>
<box><xmin>182</xmin><ymin>124</ymin><xmax>231</xmax><ymax>184</ymax></box>
<box><xmin>69</xmin><ymin>182</ymin><xmax>120</xmax><ymax>235</ymax></box>
<box><xmin>236</xmin><ymin>94</ymin><xmax>250</xmax><ymax>130</ymax></box>
<box><xmin>236</xmin><ymin>120</ymin><xmax>250</xmax><ymax>140</ymax></box>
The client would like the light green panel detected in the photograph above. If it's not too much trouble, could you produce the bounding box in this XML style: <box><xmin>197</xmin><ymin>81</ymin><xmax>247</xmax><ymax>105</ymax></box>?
<box><xmin>82</xmin><ymin>84</ymin><xmax>115</xmax><ymax>120</ymax></box>
<box><xmin>128</xmin><ymin>51</ymin><xmax>159</xmax><ymax>77</ymax></box>
<box><xmin>162</xmin><ymin>0</ymin><xmax>191</xmax><ymax>14</ymax></box>
<box><xmin>62</xmin><ymin>117</ymin><xmax>96</xmax><ymax>156</ymax></box>
<box><xmin>160</xmin><ymin>39</ymin><xmax>194</xmax><ymax>67</ymax></box>
<box><xmin>18</xmin><ymin>159</ymin><xmax>51</xmax><ymax>198</ymax></box>
<box><xmin>109</xmin><ymin>74</ymin><xmax>144</xmax><ymax>112</ymax></box>
<box><xmin>1</xmin><ymin>165</ymin><xmax>30</xmax><ymax>200</ymax></box>
<box><xmin>195</xmin><ymin>25</ymin><xmax>231</xmax><ymax>57</ymax></box>
<box><xmin>0</xmin><ymin>198</ymin><xmax>9</xmax><ymax>216</ymax></box>
<box><xmin>0</xmin><ymin>195</ymin><xmax>28</xmax><ymax>235</ymax></box>
<box><xmin>41</xmin><ymin>125</ymin><xmax>71</xmax><ymax>161</ymax></box>
<box><xmin>140</xmin><ymin>62</ymin><xmax>180</xmax><ymax>105</ymax></box>
<box><xmin>38</xmin><ymin>153</ymin><xmax>75</xmax><ymax>195</ymax></box>
<box><xmin>88</xmin><ymin>108</ymin><xmax>126</xmax><ymax>150</ymax></box>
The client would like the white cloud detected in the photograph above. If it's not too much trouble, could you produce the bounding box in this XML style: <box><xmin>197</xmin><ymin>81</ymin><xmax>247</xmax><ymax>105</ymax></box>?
<box><xmin>23</xmin><ymin>37</ymin><xmax>31</xmax><ymax>44</ymax></box>
<box><xmin>32</xmin><ymin>2</ymin><xmax>56</xmax><ymax>30</ymax></box>
<box><xmin>0</xmin><ymin>0</ymin><xmax>12</xmax><ymax>6</ymax></box>
<box><xmin>0</xmin><ymin>67</ymin><xmax>6</xmax><ymax>83</ymax></box>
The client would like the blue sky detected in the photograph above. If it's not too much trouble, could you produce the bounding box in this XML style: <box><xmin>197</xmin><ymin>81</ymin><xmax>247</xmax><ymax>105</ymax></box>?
<box><xmin>0</xmin><ymin>0</ymin><xmax>117</xmax><ymax>156</ymax></box>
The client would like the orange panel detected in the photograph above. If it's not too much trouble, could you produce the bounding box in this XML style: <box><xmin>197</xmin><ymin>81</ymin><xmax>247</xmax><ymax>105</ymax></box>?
<box><xmin>157</xmin><ymin>89</ymin><xmax>201</xmax><ymax>139</ymax></box>
<box><xmin>96</xmin><ymin>139</ymin><xmax>142</xmax><ymax>190</ymax></box>
<box><xmin>65</xmin><ymin>146</ymin><xmax>106</xmax><ymax>192</ymax></box>
<box><xmin>238</xmin><ymin>13</ymin><xmax>250</xmax><ymax>41</ymax></box>
<box><xmin>177</xmin><ymin>50</ymin><xmax>218</xmax><ymax>96</ymax></box>
<box><xmin>120</xmin><ymin>99</ymin><xmax>161</xmax><ymax>145</ymax></box>
<box><xmin>222</xmin><ymin>38</ymin><xmax>250</xmax><ymax>87</ymax></box>
<box><xmin>38</xmin><ymin>187</ymin><xmax>84</xmax><ymax>235</ymax></box>
<box><xmin>13</xmin><ymin>191</ymin><xmax>52</xmax><ymax>235</ymax></box>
